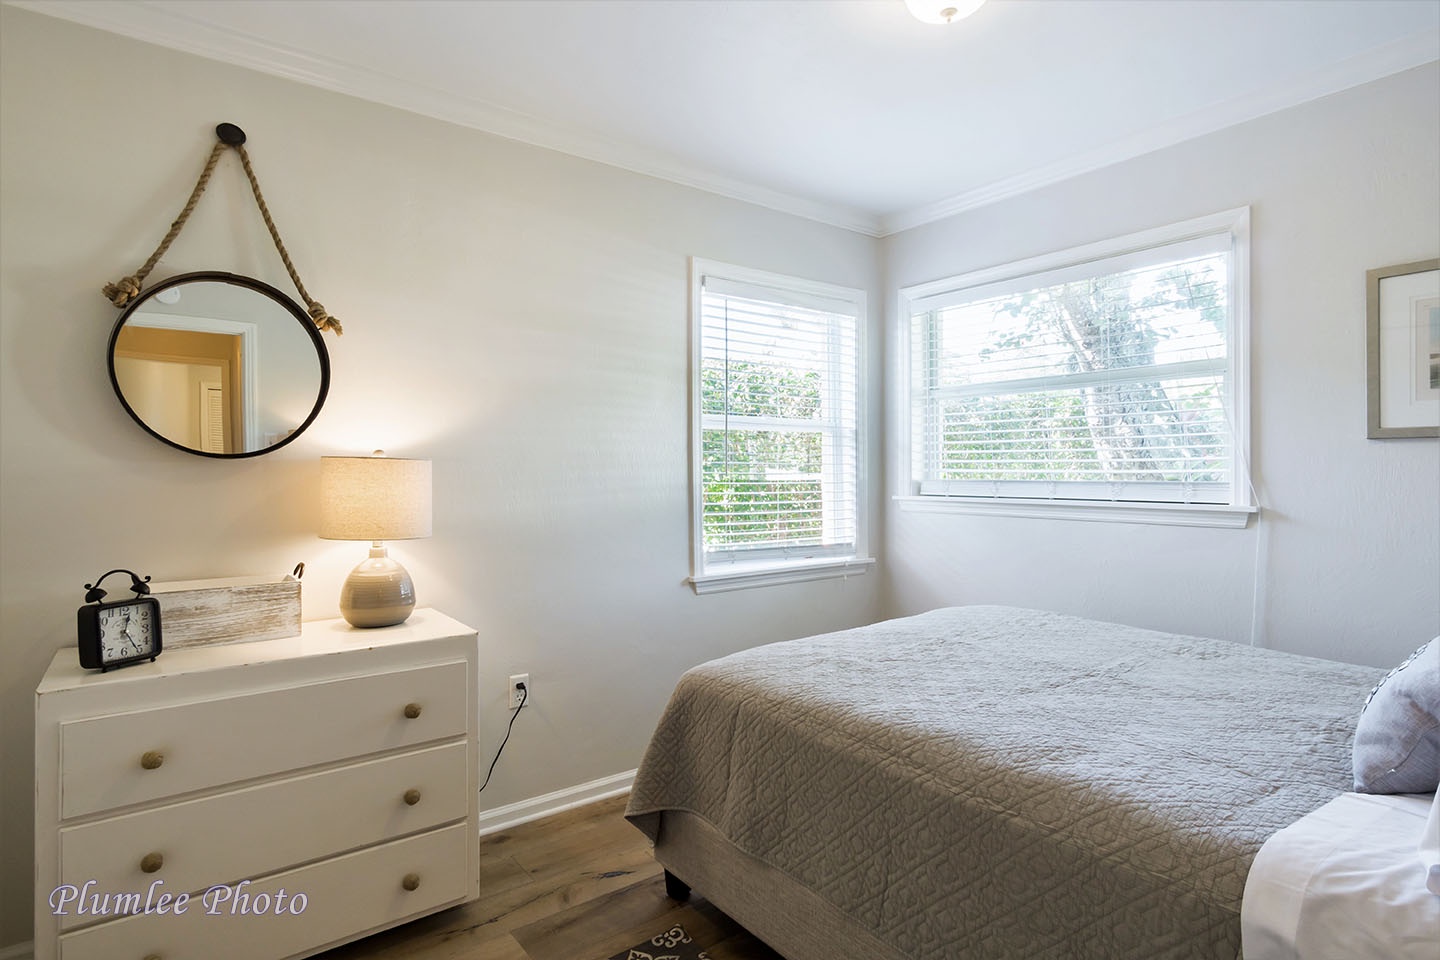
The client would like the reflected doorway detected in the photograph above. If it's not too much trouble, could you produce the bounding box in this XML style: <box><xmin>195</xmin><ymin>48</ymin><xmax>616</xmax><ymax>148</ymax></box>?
<box><xmin>112</xmin><ymin>322</ymin><xmax>255</xmax><ymax>454</ymax></box>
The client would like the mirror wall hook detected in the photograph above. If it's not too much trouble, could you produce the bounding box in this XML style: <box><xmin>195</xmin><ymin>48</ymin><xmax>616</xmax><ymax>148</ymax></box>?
<box><xmin>215</xmin><ymin>122</ymin><xmax>246</xmax><ymax>146</ymax></box>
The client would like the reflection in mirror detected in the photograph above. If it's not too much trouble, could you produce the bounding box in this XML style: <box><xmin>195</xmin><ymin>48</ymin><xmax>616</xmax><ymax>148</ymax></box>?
<box><xmin>107</xmin><ymin>273</ymin><xmax>330</xmax><ymax>458</ymax></box>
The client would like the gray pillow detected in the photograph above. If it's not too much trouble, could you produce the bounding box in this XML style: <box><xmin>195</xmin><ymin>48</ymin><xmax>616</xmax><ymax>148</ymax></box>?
<box><xmin>1353</xmin><ymin>638</ymin><xmax>1440</xmax><ymax>794</ymax></box>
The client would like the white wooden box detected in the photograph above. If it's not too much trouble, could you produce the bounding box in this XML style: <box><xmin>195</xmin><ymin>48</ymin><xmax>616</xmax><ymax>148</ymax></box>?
<box><xmin>150</xmin><ymin>573</ymin><xmax>301</xmax><ymax>648</ymax></box>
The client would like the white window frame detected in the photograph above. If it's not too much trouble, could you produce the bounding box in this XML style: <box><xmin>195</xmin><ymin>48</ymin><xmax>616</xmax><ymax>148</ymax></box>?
<box><xmin>689</xmin><ymin>258</ymin><xmax>873</xmax><ymax>594</ymax></box>
<box><xmin>896</xmin><ymin>208</ymin><xmax>1255</xmax><ymax>528</ymax></box>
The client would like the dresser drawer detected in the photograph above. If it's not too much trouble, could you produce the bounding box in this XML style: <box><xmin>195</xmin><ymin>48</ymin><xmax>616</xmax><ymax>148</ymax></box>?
<box><xmin>57</xmin><ymin>740</ymin><xmax>469</xmax><ymax>930</ymax></box>
<box><xmin>58</xmin><ymin>821</ymin><xmax>472</xmax><ymax>960</ymax></box>
<box><xmin>60</xmin><ymin>661</ymin><xmax>467</xmax><ymax>819</ymax></box>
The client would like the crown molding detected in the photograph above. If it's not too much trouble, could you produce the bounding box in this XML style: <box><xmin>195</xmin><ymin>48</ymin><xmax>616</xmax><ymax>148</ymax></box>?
<box><xmin>880</xmin><ymin>28</ymin><xmax>1440</xmax><ymax>236</ymax></box>
<box><xmin>5</xmin><ymin>0</ymin><xmax>885</xmax><ymax>237</ymax></box>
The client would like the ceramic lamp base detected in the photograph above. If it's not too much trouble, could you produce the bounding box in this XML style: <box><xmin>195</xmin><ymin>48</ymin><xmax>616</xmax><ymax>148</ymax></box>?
<box><xmin>340</xmin><ymin>543</ymin><xmax>416</xmax><ymax>628</ymax></box>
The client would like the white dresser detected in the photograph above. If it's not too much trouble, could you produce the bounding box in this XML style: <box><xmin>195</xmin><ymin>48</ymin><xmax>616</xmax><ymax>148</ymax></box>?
<box><xmin>34</xmin><ymin>609</ymin><xmax>480</xmax><ymax>960</ymax></box>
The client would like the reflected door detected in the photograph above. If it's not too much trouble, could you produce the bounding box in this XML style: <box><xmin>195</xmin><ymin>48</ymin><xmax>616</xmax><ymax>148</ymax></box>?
<box><xmin>112</xmin><ymin>327</ymin><xmax>244</xmax><ymax>454</ymax></box>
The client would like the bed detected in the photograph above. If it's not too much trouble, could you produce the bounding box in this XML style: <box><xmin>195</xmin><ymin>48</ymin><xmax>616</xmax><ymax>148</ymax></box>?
<box><xmin>625</xmin><ymin>605</ymin><xmax>1407</xmax><ymax>960</ymax></box>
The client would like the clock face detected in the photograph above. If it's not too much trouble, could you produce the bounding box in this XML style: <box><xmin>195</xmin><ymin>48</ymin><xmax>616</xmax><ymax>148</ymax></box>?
<box><xmin>97</xmin><ymin>603</ymin><xmax>157</xmax><ymax>662</ymax></box>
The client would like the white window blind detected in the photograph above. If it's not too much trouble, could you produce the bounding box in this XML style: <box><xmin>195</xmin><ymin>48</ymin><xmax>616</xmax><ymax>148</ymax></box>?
<box><xmin>907</xmin><ymin>212</ymin><xmax>1250</xmax><ymax>509</ymax></box>
<box><xmin>693</xmin><ymin>264</ymin><xmax>862</xmax><ymax>579</ymax></box>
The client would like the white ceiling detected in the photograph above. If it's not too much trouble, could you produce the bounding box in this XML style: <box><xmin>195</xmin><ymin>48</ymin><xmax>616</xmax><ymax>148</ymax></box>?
<box><xmin>13</xmin><ymin>0</ymin><xmax>1440</xmax><ymax>236</ymax></box>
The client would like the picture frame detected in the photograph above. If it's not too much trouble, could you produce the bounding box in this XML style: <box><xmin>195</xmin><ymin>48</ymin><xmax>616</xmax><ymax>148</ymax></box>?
<box><xmin>1366</xmin><ymin>258</ymin><xmax>1440</xmax><ymax>439</ymax></box>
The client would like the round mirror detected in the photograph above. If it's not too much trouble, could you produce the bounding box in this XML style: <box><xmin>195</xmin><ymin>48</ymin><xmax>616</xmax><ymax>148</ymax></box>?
<box><xmin>107</xmin><ymin>272</ymin><xmax>330</xmax><ymax>458</ymax></box>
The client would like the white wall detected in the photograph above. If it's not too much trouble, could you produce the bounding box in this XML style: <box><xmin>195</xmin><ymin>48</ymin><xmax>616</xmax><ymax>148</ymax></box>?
<box><xmin>883</xmin><ymin>63</ymin><xmax>1440</xmax><ymax>669</ymax></box>
<box><xmin>4</xmin><ymin>5</ymin><xmax>1436</xmax><ymax>953</ymax></box>
<box><xmin>0</xmin><ymin>8</ymin><xmax>883</xmax><ymax>949</ymax></box>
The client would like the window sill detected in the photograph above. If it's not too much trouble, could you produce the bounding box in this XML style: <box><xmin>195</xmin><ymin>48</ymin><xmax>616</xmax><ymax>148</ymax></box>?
<box><xmin>689</xmin><ymin>557</ymin><xmax>876</xmax><ymax>595</ymax></box>
<box><xmin>894</xmin><ymin>496</ymin><xmax>1257</xmax><ymax>528</ymax></box>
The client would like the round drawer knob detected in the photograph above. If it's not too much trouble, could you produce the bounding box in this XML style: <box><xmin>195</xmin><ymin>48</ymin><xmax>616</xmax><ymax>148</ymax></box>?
<box><xmin>140</xmin><ymin>852</ymin><xmax>164</xmax><ymax>873</ymax></box>
<box><xmin>403</xmin><ymin>703</ymin><xmax>422</xmax><ymax>720</ymax></box>
<box><xmin>139</xmin><ymin>751</ymin><xmax>164</xmax><ymax>770</ymax></box>
<box><xmin>144</xmin><ymin>954</ymin><xmax>162</xmax><ymax>960</ymax></box>
<box><xmin>403</xmin><ymin>788</ymin><xmax>421</xmax><ymax>806</ymax></box>
<box><xmin>401</xmin><ymin>873</ymin><xmax>420</xmax><ymax>892</ymax></box>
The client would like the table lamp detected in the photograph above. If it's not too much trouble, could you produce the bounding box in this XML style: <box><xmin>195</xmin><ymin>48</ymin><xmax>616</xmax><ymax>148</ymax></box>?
<box><xmin>319</xmin><ymin>451</ymin><xmax>432</xmax><ymax>627</ymax></box>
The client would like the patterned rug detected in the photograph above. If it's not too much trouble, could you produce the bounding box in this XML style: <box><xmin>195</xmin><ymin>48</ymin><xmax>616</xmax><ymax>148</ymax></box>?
<box><xmin>607</xmin><ymin>923</ymin><xmax>710</xmax><ymax>960</ymax></box>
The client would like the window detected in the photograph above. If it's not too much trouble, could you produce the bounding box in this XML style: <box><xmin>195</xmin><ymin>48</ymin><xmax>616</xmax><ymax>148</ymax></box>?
<box><xmin>689</xmin><ymin>259</ymin><xmax>871</xmax><ymax>592</ymax></box>
<box><xmin>901</xmin><ymin>209</ymin><xmax>1253</xmax><ymax>527</ymax></box>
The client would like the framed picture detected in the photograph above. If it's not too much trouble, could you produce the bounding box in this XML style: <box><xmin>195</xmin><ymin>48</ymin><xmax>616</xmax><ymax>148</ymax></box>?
<box><xmin>1367</xmin><ymin>258</ymin><xmax>1440</xmax><ymax>439</ymax></box>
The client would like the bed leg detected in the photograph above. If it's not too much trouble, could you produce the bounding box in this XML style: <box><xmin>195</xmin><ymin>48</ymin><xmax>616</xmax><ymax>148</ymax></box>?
<box><xmin>663</xmin><ymin>869</ymin><xmax>691</xmax><ymax>901</ymax></box>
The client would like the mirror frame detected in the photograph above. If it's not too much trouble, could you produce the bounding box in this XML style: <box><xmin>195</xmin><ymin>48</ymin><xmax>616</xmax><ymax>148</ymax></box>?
<box><xmin>106</xmin><ymin>271</ymin><xmax>332</xmax><ymax>459</ymax></box>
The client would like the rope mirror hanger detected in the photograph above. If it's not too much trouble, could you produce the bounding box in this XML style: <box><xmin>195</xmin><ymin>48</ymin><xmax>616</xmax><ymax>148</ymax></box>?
<box><xmin>102</xmin><ymin>122</ymin><xmax>342</xmax><ymax>336</ymax></box>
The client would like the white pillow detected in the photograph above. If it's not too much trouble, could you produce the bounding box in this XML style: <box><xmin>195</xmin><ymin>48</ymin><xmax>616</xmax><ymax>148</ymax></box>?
<box><xmin>1353</xmin><ymin>639</ymin><xmax>1440</xmax><ymax>794</ymax></box>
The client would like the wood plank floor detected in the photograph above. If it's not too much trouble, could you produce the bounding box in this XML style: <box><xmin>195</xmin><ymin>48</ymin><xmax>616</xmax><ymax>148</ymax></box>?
<box><xmin>316</xmin><ymin>795</ymin><xmax>783</xmax><ymax>960</ymax></box>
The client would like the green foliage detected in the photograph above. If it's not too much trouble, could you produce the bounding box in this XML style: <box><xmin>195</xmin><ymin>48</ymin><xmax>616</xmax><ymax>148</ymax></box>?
<box><xmin>701</xmin><ymin>359</ymin><xmax>820</xmax><ymax>419</ymax></box>
<box><xmin>939</xmin><ymin>391</ymin><xmax>1097</xmax><ymax>481</ymax></box>
<box><xmin>941</xmin><ymin>261</ymin><xmax>1229</xmax><ymax>484</ymax></box>
<box><xmin>702</xmin><ymin>429</ymin><xmax>823</xmax><ymax>548</ymax></box>
<box><xmin>702</xmin><ymin>359</ymin><xmax>828</xmax><ymax>549</ymax></box>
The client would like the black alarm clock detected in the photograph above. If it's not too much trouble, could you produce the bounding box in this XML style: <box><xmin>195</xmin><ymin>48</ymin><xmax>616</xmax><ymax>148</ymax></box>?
<box><xmin>77</xmin><ymin>569</ymin><xmax>163</xmax><ymax>671</ymax></box>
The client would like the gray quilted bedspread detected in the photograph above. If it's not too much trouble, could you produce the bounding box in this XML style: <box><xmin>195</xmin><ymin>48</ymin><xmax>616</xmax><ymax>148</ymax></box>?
<box><xmin>626</xmin><ymin>606</ymin><xmax>1382</xmax><ymax>960</ymax></box>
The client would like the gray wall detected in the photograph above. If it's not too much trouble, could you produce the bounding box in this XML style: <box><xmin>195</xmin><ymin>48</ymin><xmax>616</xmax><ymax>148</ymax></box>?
<box><xmin>3</xmin><ymin>5</ymin><xmax>1437</xmax><ymax>954</ymax></box>
<box><xmin>882</xmin><ymin>62</ymin><xmax>1440</xmax><ymax>668</ymax></box>
<box><xmin>0</xmin><ymin>8</ymin><xmax>883</xmax><ymax>948</ymax></box>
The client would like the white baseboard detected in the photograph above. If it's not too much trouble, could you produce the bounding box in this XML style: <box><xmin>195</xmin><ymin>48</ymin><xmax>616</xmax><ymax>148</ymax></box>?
<box><xmin>477</xmin><ymin>768</ymin><xmax>636</xmax><ymax>836</ymax></box>
<box><xmin>0</xmin><ymin>940</ymin><xmax>33</xmax><ymax>960</ymax></box>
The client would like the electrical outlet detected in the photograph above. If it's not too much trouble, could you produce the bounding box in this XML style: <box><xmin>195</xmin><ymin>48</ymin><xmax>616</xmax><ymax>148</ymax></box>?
<box><xmin>508</xmin><ymin>674</ymin><xmax>530</xmax><ymax>710</ymax></box>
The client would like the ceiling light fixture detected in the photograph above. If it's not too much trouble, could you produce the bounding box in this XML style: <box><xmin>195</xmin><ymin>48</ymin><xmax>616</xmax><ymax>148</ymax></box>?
<box><xmin>905</xmin><ymin>0</ymin><xmax>986</xmax><ymax>24</ymax></box>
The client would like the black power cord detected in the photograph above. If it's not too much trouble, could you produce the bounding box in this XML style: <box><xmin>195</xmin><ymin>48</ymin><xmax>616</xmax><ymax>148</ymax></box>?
<box><xmin>478</xmin><ymin>682</ymin><xmax>526</xmax><ymax>794</ymax></box>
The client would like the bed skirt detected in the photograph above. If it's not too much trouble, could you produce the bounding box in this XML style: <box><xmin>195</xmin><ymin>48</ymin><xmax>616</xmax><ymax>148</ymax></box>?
<box><xmin>654</xmin><ymin>810</ymin><xmax>907</xmax><ymax>960</ymax></box>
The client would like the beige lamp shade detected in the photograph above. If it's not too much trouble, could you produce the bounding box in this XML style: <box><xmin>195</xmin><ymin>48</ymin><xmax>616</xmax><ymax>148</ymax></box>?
<box><xmin>319</xmin><ymin>455</ymin><xmax>432</xmax><ymax>541</ymax></box>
